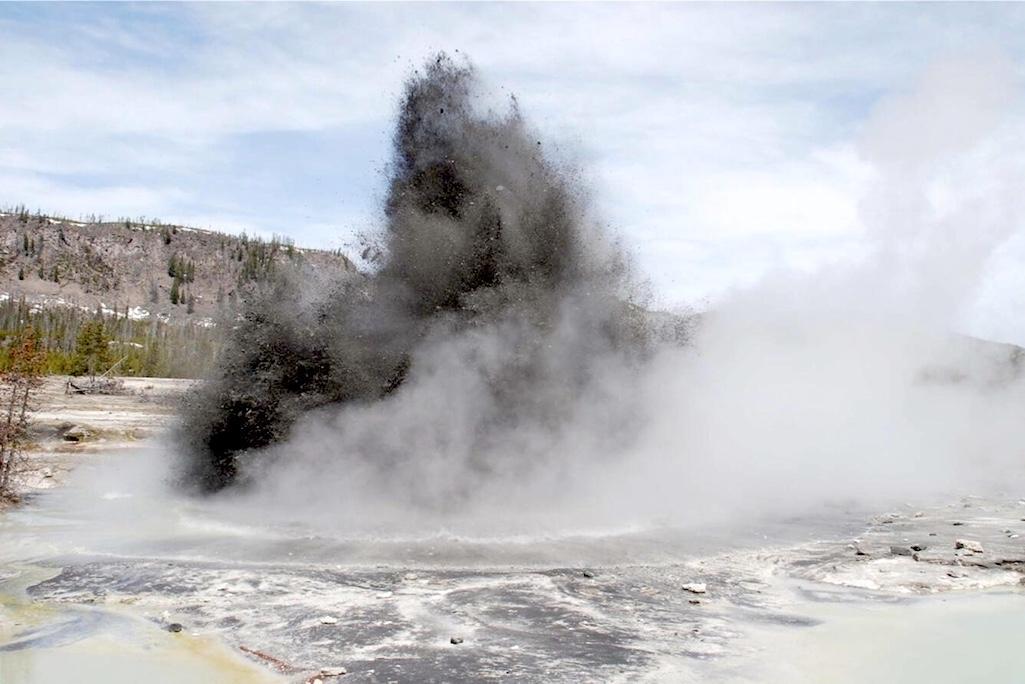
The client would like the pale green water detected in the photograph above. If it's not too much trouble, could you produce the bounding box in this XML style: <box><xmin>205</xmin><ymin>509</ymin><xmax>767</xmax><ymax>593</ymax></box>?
<box><xmin>0</xmin><ymin>632</ymin><xmax>283</xmax><ymax>684</ymax></box>
<box><xmin>0</xmin><ymin>565</ymin><xmax>282</xmax><ymax>684</ymax></box>
<box><xmin>746</xmin><ymin>591</ymin><xmax>1025</xmax><ymax>684</ymax></box>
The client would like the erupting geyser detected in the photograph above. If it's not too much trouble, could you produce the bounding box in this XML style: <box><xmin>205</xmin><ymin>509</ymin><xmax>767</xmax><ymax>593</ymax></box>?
<box><xmin>179</xmin><ymin>54</ymin><xmax>669</xmax><ymax>498</ymax></box>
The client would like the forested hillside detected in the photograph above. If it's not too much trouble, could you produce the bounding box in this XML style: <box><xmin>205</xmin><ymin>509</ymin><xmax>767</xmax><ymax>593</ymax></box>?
<box><xmin>0</xmin><ymin>207</ymin><xmax>357</xmax><ymax>377</ymax></box>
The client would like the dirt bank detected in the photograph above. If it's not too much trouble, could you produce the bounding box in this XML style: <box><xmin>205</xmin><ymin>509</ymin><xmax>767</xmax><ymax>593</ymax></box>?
<box><xmin>4</xmin><ymin>376</ymin><xmax>193</xmax><ymax>505</ymax></box>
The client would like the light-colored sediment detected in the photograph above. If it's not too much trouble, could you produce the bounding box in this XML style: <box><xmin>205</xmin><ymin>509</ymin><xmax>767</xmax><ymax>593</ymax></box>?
<box><xmin>5</xmin><ymin>376</ymin><xmax>193</xmax><ymax>500</ymax></box>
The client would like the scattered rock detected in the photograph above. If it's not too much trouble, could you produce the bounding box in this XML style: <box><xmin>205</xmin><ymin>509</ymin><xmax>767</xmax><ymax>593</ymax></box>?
<box><xmin>909</xmin><ymin>544</ymin><xmax>927</xmax><ymax>552</ymax></box>
<box><xmin>320</xmin><ymin>666</ymin><xmax>347</xmax><ymax>677</ymax></box>
<box><xmin>852</xmin><ymin>544</ymin><xmax>869</xmax><ymax>557</ymax></box>
<box><xmin>41</xmin><ymin>467</ymin><xmax>54</xmax><ymax>479</ymax></box>
<box><xmin>688</xmin><ymin>599</ymin><xmax>701</xmax><ymax>605</ymax></box>
<box><xmin>952</xmin><ymin>521</ymin><xmax>965</xmax><ymax>526</ymax></box>
<box><xmin>955</xmin><ymin>539</ymin><xmax>984</xmax><ymax>553</ymax></box>
<box><xmin>320</xmin><ymin>616</ymin><xmax>339</xmax><ymax>625</ymax></box>
<box><xmin>681</xmin><ymin>583</ymin><xmax>707</xmax><ymax>594</ymax></box>
<box><xmin>450</xmin><ymin>637</ymin><xmax>464</xmax><ymax>645</ymax></box>
<box><xmin>889</xmin><ymin>546</ymin><xmax>913</xmax><ymax>557</ymax></box>
<box><xmin>913</xmin><ymin>511</ymin><xmax>925</xmax><ymax>518</ymax></box>
<box><xmin>581</xmin><ymin>570</ymin><xmax>596</xmax><ymax>578</ymax></box>
<box><xmin>167</xmin><ymin>623</ymin><xmax>184</xmax><ymax>633</ymax></box>
<box><xmin>403</xmin><ymin>572</ymin><xmax>419</xmax><ymax>581</ymax></box>
<box><xmin>62</xmin><ymin>425</ymin><xmax>89</xmax><ymax>442</ymax></box>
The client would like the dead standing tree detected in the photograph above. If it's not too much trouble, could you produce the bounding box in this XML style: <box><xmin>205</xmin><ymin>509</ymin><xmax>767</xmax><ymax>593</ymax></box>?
<box><xmin>0</xmin><ymin>328</ymin><xmax>45</xmax><ymax>501</ymax></box>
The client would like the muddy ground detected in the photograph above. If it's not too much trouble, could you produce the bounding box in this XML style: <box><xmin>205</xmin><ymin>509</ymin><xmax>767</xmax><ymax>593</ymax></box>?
<box><xmin>5</xmin><ymin>376</ymin><xmax>192</xmax><ymax>498</ymax></box>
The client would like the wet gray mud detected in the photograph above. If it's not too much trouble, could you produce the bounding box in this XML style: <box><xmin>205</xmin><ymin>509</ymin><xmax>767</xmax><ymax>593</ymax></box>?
<box><xmin>13</xmin><ymin>555</ymin><xmax>810</xmax><ymax>681</ymax></box>
<box><xmin>4</xmin><ymin>448</ymin><xmax>1025</xmax><ymax>682</ymax></box>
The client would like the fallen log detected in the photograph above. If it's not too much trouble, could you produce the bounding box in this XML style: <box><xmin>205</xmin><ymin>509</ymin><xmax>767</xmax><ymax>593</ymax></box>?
<box><xmin>238</xmin><ymin>644</ymin><xmax>297</xmax><ymax>673</ymax></box>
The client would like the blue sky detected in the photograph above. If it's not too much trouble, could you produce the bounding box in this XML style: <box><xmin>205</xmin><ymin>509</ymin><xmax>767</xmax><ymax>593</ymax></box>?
<box><xmin>3</xmin><ymin>3</ymin><xmax>1025</xmax><ymax>335</ymax></box>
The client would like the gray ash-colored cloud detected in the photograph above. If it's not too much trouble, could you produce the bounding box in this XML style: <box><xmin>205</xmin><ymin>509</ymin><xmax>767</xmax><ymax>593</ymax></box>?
<box><xmin>177</xmin><ymin>54</ymin><xmax>659</xmax><ymax>495</ymax></box>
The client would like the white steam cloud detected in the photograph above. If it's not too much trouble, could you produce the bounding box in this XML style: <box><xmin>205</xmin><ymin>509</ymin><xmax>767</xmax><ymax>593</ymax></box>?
<box><xmin>222</xmin><ymin>54</ymin><xmax>1025</xmax><ymax>538</ymax></box>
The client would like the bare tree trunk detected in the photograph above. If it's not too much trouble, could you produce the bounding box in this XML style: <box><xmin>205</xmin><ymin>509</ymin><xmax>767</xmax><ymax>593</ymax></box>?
<box><xmin>0</xmin><ymin>381</ymin><xmax>18</xmax><ymax>493</ymax></box>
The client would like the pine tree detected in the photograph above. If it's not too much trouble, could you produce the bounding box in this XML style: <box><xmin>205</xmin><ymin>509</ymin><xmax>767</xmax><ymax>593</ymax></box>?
<box><xmin>17</xmin><ymin>267</ymin><xmax>24</xmax><ymax>281</ymax></box>
<box><xmin>170</xmin><ymin>276</ymin><xmax>181</xmax><ymax>305</ymax></box>
<box><xmin>142</xmin><ymin>337</ymin><xmax>162</xmax><ymax>377</ymax></box>
<box><xmin>70</xmin><ymin>321</ymin><xmax>111</xmax><ymax>376</ymax></box>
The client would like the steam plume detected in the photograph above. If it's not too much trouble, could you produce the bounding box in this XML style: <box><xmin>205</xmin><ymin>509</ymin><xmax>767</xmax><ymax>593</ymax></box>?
<box><xmin>179</xmin><ymin>53</ymin><xmax>1025</xmax><ymax>537</ymax></box>
<box><xmin>178</xmin><ymin>54</ymin><xmax>657</xmax><ymax>495</ymax></box>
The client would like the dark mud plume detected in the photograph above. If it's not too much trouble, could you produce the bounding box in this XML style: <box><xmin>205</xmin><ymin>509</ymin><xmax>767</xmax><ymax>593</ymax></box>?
<box><xmin>178</xmin><ymin>54</ymin><xmax>658</xmax><ymax>495</ymax></box>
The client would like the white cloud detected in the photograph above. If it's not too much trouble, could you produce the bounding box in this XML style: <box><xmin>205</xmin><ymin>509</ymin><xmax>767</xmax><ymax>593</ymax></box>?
<box><xmin>0</xmin><ymin>171</ymin><xmax>187</xmax><ymax>221</ymax></box>
<box><xmin>2</xmin><ymin>3</ymin><xmax>1025</xmax><ymax>331</ymax></box>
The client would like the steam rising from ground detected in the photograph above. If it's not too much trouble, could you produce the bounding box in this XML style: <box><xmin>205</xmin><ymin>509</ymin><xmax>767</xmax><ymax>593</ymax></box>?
<box><xmin>180</xmin><ymin>54</ymin><xmax>1025</xmax><ymax>537</ymax></box>
<box><xmin>179</xmin><ymin>55</ymin><xmax>658</xmax><ymax>509</ymax></box>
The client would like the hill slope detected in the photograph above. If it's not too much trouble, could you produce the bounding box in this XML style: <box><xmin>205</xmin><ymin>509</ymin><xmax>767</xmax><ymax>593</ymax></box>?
<box><xmin>0</xmin><ymin>209</ymin><xmax>355</xmax><ymax>322</ymax></box>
